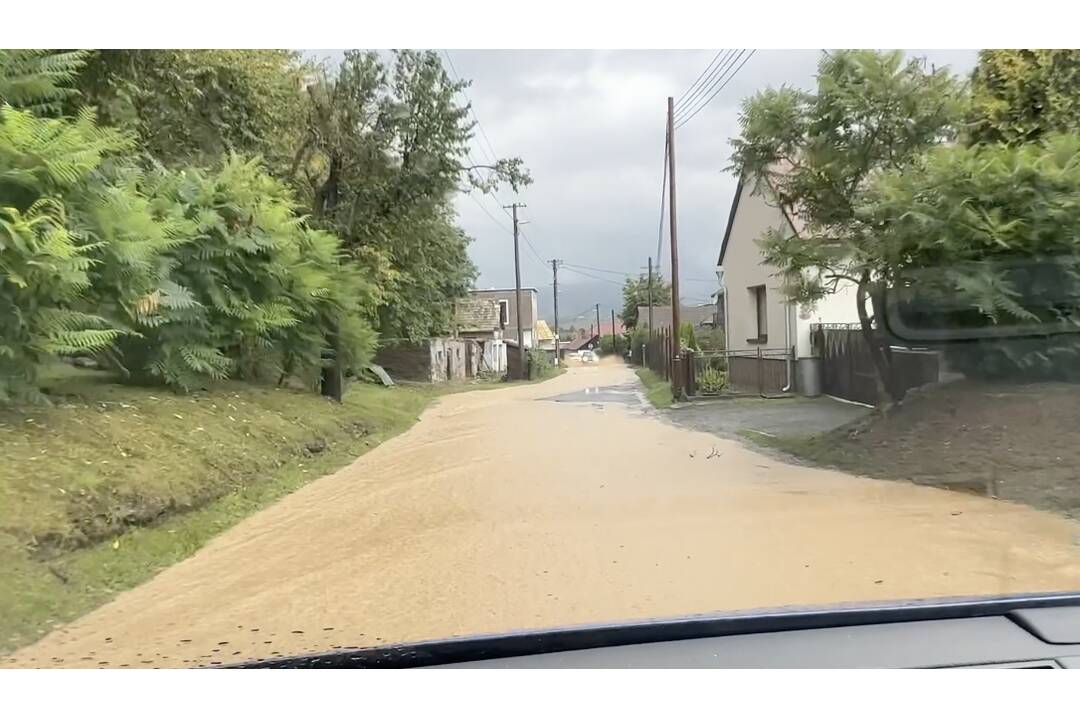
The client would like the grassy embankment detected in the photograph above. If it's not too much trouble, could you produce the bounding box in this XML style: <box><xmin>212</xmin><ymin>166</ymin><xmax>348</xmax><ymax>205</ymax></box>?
<box><xmin>0</xmin><ymin>364</ymin><xmax>542</xmax><ymax>654</ymax></box>
<box><xmin>635</xmin><ymin>368</ymin><xmax>673</xmax><ymax>409</ymax></box>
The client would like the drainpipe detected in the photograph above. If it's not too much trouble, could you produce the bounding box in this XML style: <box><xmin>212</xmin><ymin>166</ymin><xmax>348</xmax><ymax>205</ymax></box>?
<box><xmin>782</xmin><ymin>300</ymin><xmax>794</xmax><ymax>393</ymax></box>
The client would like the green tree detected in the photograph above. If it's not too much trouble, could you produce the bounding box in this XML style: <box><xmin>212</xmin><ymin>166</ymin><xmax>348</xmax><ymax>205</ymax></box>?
<box><xmin>620</xmin><ymin>273</ymin><xmax>672</xmax><ymax>329</ymax></box>
<box><xmin>291</xmin><ymin>50</ymin><xmax>530</xmax><ymax>340</ymax></box>
<box><xmin>73</xmin><ymin>50</ymin><xmax>309</xmax><ymax>171</ymax></box>
<box><xmin>730</xmin><ymin>50</ymin><xmax>964</xmax><ymax>402</ymax></box>
<box><xmin>969</xmin><ymin>50</ymin><xmax>1080</xmax><ymax>146</ymax></box>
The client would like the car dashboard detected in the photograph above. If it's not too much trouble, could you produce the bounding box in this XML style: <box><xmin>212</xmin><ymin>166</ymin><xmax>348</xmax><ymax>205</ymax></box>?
<box><xmin>234</xmin><ymin>592</ymin><xmax>1080</xmax><ymax>669</ymax></box>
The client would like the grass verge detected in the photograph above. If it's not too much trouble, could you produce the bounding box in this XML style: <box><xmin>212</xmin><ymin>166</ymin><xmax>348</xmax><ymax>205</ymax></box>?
<box><xmin>635</xmin><ymin>368</ymin><xmax>673</xmax><ymax>409</ymax></box>
<box><xmin>0</xmin><ymin>366</ymin><xmax>550</xmax><ymax>655</ymax></box>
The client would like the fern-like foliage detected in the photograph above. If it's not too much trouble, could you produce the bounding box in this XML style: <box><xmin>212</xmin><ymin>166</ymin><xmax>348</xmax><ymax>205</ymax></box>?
<box><xmin>0</xmin><ymin>203</ymin><xmax>123</xmax><ymax>402</ymax></box>
<box><xmin>0</xmin><ymin>49</ymin><xmax>89</xmax><ymax>115</ymax></box>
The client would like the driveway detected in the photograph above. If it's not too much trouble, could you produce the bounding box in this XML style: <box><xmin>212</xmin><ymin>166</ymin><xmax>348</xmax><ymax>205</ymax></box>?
<box><xmin>7</xmin><ymin>361</ymin><xmax>1080</xmax><ymax>668</ymax></box>
<box><xmin>664</xmin><ymin>395</ymin><xmax>870</xmax><ymax>441</ymax></box>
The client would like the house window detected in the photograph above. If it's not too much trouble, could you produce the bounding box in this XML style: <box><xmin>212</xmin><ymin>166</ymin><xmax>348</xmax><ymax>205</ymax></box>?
<box><xmin>749</xmin><ymin>285</ymin><xmax>767</xmax><ymax>342</ymax></box>
<box><xmin>498</xmin><ymin>300</ymin><xmax>509</xmax><ymax>327</ymax></box>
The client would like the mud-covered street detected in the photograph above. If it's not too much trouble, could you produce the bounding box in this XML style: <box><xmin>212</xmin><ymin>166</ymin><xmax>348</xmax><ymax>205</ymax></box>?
<box><xmin>9</xmin><ymin>360</ymin><xmax>1080</xmax><ymax>668</ymax></box>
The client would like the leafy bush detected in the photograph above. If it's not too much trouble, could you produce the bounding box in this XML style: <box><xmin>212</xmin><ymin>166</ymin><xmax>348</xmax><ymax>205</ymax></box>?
<box><xmin>697</xmin><ymin>365</ymin><xmax>728</xmax><ymax>395</ymax></box>
<box><xmin>98</xmin><ymin>156</ymin><xmax>377</xmax><ymax>391</ymax></box>
<box><xmin>599</xmin><ymin>334</ymin><xmax>628</xmax><ymax>356</ymax></box>
<box><xmin>864</xmin><ymin>134</ymin><xmax>1080</xmax><ymax>379</ymax></box>
<box><xmin>526</xmin><ymin>348</ymin><xmax>557</xmax><ymax>380</ymax></box>
<box><xmin>0</xmin><ymin>104</ymin><xmax>133</xmax><ymax>401</ymax></box>
<box><xmin>1</xmin><ymin>91</ymin><xmax>375</xmax><ymax>398</ymax></box>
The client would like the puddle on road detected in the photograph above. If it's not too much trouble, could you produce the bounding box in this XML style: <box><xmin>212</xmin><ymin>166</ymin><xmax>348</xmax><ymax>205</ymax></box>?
<box><xmin>543</xmin><ymin>383</ymin><xmax>645</xmax><ymax>407</ymax></box>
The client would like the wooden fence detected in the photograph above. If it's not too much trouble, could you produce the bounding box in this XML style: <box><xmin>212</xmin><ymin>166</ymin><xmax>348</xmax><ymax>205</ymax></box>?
<box><xmin>643</xmin><ymin>327</ymin><xmax>675</xmax><ymax>380</ymax></box>
<box><xmin>812</xmin><ymin>324</ymin><xmax>940</xmax><ymax>405</ymax></box>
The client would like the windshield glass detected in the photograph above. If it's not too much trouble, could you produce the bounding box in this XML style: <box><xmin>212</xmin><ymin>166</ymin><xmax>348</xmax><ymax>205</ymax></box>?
<box><xmin>4</xmin><ymin>47</ymin><xmax>1080</xmax><ymax>669</ymax></box>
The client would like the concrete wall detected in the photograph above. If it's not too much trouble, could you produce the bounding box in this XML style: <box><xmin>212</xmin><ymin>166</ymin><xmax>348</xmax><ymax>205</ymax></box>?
<box><xmin>377</xmin><ymin>338</ymin><xmax>499</xmax><ymax>383</ymax></box>
<box><xmin>429</xmin><ymin>338</ymin><xmax>467</xmax><ymax>382</ymax></box>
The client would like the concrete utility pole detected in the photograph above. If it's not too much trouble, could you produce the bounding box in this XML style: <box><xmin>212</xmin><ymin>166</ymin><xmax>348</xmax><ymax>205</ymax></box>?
<box><xmin>647</xmin><ymin>256</ymin><xmax>654</xmax><ymax>336</ymax></box>
<box><xmin>551</xmin><ymin>259</ymin><xmax>561</xmax><ymax>365</ymax></box>
<box><xmin>504</xmin><ymin>202</ymin><xmax>527</xmax><ymax>379</ymax></box>
<box><xmin>595</xmin><ymin>303</ymin><xmax>601</xmax><ymax>348</ymax></box>
<box><xmin>667</xmin><ymin>96</ymin><xmax>683</xmax><ymax>397</ymax></box>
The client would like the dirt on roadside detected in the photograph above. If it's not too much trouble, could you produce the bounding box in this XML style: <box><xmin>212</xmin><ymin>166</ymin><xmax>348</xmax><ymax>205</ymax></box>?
<box><xmin>767</xmin><ymin>380</ymin><xmax>1080</xmax><ymax>519</ymax></box>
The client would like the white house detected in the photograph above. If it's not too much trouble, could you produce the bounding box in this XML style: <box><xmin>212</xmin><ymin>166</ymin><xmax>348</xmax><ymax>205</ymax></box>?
<box><xmin>716</xmin><ymin>175</ymin><xmax>861</xmax><ymax>394</ymax></box>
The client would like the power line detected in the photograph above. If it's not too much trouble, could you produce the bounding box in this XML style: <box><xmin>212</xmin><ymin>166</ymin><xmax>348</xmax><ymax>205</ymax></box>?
<box><xmin>673</xmin><ymin>50</ymin><xmax>725</xmax><ymax>108</ymax></box>
<box><xmin>675</xmin><ymin>50</ymin><xmax>757</xmax><ymax>129</ymax></box>
<box><xmin>673</xmin><ymin>49</ymin><xmax>738</xmax><ymax>119</ymax></box>
<box><xmin>560</xmin><ymin>266</ymin><xmax>625</xmax><ymax>286</ymax></box>
<box><xmin>466</xmin><ymin>192</ymin><xmax>511</xmax><ymax>234</ymax></box>
<box><xmin>443</xmin><ymin>50</ymin><xmax>500</xmax><ymax>166</ymax></box>
<box><xmin>673</xmin><ymin>49</ymin><xmax>744</xmax><ymax>123</ymax></box>
<box><xmin>562</xmin><ymin>262</ymin><xmax>636</xmax><ymax>277</ymax></box>
<box><xmin>444</xmin><ymin>50</ymin><xmax>550</xmax><ymax>275</ymax></box>
<box><xmin>656</xmin><ymin>130</ymin><xmax>669</xmax><ymax>269</ymax></box>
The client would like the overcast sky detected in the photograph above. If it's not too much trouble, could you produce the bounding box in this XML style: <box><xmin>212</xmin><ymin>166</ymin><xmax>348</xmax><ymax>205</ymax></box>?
<box><xmin>442</xmin><ymin>49</ymin><xmax>978</xmax><ymax>324</ymax></box>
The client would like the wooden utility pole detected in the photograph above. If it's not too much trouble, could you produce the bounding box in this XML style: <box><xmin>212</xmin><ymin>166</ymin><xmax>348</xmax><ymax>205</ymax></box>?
<box><xmin>595</xmin><ymin>303</ymin><xmax>601</xmax><ymax>348</ymax></box>
<box><xmin>611</xmin><ymin>308</ymin><xmax>617</xmax><ymax>356</ymax></box>
<box><xmin>551</xmin><ymin>259</ymin><xmax>561</xmax><ymax>365</ymax></box>
<box><xmin>667</xmin><ymin>96</ymin><xmax>683</xmax><ymax>397</ymax></box>
<box><xmin>647</xmin><ymin>256</ymin><xmax>654</xmax><ymax>336</ymax></box>
<box><xmin>504</xmin><ymin>203</ymin><xmax>527</xmax><ymax>378</ymax></box>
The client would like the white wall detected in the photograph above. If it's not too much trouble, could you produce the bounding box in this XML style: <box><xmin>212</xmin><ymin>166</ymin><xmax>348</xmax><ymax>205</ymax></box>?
<box><xmin>718</xmin><ymin>182</ymin><xmax>792</xmax><ymax>352</ymax></box>
<box><xmin>794</xmin><ymin>280</ymin><xmax>861</xmax><ymax>358</ymax></box>
<box><xmin>720</xmin><ymin>181</ymin><xmax>862</xmax><ymax>358</ymax></box>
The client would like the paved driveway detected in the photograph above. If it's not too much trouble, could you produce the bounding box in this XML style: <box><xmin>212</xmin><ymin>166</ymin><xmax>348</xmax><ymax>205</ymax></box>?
<box><xmin>663</xmin><ymin>395</ymin><xmax>870</xmax><ymax>440</ymax></box>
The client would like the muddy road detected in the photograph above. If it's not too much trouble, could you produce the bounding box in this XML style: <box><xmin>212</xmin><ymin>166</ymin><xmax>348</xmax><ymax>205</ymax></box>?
<box><xmin>9</xmin><ymin>360</ymin><xmax>1080</xmax><ymax>667</ymax></box>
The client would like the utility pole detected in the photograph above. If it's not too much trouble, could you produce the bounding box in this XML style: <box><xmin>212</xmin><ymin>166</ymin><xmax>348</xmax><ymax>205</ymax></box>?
<box><xmin>595</xmin><ymin>303</ymin><xmax>601</xmax><ymax>349</ymax></box>
<box><xmin>611</xmin><ymin>308</ymin><xmax>617</xmax><ymax>356</ymax></box>
<box><xmin>504</xmin><ymin>203</ymin><xmax>527</xmax><ymax>379</ymax></box>
<box><xmin>667</xmin><ymin>96</ymin><xmax>683</xmax><ymax>397</ymax></box>
<box><xmin>551</xmin><ymin>259</ymin><xmax>561</xmax><ymax>365</ymax></box>
<box><xmin>647</xmin><ymin>256</ymin><xmax>654</xmax><ymax>337</ymax></box>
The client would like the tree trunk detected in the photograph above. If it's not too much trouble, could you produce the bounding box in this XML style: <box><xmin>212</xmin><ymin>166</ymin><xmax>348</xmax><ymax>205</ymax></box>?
<box><xmin>314</xmin><ymin>153</ymin><xmax>342</xmax><ymax>218</ymax></box>
<box><xmin>856</xmin><ymin>273</ymin><xmax>902</xmax><ymax>405</ymax></box>
<box><xmin>320</xmin><ymin>323</ymin><xmax>343</xmax><ymax>402</ymax></box>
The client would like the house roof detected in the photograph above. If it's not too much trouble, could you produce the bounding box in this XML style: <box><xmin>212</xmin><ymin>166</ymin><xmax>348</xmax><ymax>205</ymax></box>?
<box><xmin>638</xmin><ymin>304</ymin><xmax>716</xmax><ymax>329</ymax></box>
<box><xmin>454</xmin><ymin>298</ymin><xmax>500</xmax><ymax>332</ymax></box>
<box><xmin>565</xmin><ymin>335</ymin><xmax>596</xmax><ymax>351</ymax></box>
<box><xmin>535</xmin><ymin>320</ymin><xmax>554</xmax><ymax>342</ymax></box>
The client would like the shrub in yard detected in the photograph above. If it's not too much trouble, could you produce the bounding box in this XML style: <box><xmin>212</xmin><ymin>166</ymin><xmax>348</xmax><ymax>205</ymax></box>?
<box><xmin>697</xmin><ymin>365</ymin><xmax>728</xmax><ymax>395</ymax></box>
<box><xmin>863</xmin><ymin>134</ymin><xmax>1080</xmax><ymax>380</ymax></box>
<box><xmin>526</xmin><ymin>348</ymin><xmax>556</xmax><ymax>380</ymax></box>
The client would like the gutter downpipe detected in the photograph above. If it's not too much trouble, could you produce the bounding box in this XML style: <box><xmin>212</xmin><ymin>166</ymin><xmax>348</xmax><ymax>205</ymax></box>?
<box><xmin>781</xmin><ymin>300</ymin><xmax>794</xmax><ymax>393</ymax></box>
